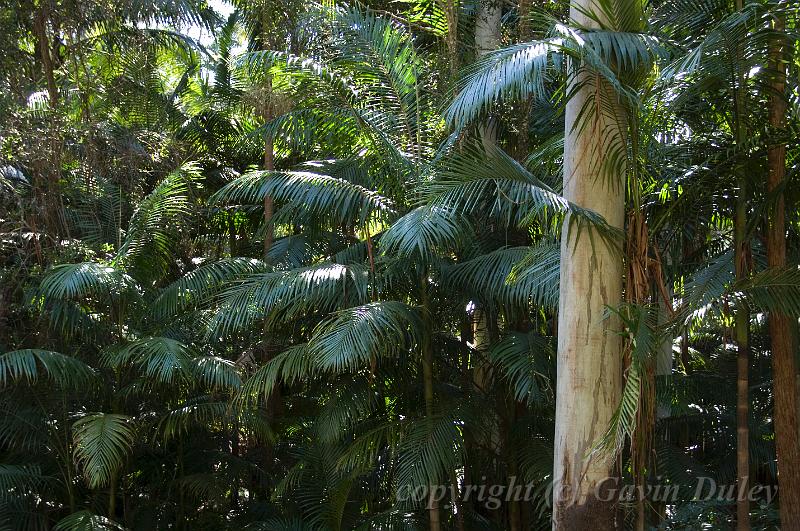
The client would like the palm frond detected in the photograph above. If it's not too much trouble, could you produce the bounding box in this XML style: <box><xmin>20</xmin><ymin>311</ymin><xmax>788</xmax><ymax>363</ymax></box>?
<box><xmin>0</xmin><ymin>464</ymin><xmax>49</xmax><ymax>494</ymax></box>
<box><xmin>115</xmin><ymin>162</ymin><xmax>201</xmax><ymax>280</ymax></box>
<box><xmin>599</xmin><ymin>304</ymin><xmax>661</xmax><ymax>454</ymax></box>
<box><xmin>207</xmin><ymin>262</ymin><xmax>370</xmax><ymax>338</ymax></box>
<box><xmin>72</xmin><ymin>414</ymin><xmax>135</xmax><ymax>489</ymax></box>
<box><xmin>424</xmin><ymin>144</ymin><xmax>623</xmax><ymax>248</ymax></box>
<box><xmin>489</xmin><ymin>332</ymin><xmax>554</xmax><ymax>406</ymax></box>
<box><xmin>237</xmin><ymin>345</ymin><xmax>316</xmax><ymax>405</ymax></box>
<box><xmin>308</xmin><ymin>301</ymin><xmax>422</xmax><ymax>372</ymax></box>
<box><xmin>379</xmin><ymin>205</ymin><xmax>472</xmax><ymax>260</ymax></box>
<box><xmin>395</xmin><ymin>412</ymin><xmax>464</xmax><ymax>491</ymax></box>
<box><xmin>37</xmin><ymin>263</ymin><xmax>140</xmax><ymax>303</ymax></box>
<box><xmin>0</xmin><ymin>350</ymin><xmax>96</xmax><ymax>389</ymax></box>
<box><xmin>444</xmin><ymin>244</ymin><xmax>560</xmax><ymax>309</ymax></box>
<box><xmin>447</xmin><ymin>39</ymin><xmax>562</xmax><ymax>130</ymax></box>
<box><xmin>53</xmin><ymin>510</ymin><xmax>128</xmax><ymax>531</ymax></box>
<box><xmin>103</xmin><ymin>337</ymin><xmax>194</xmax><ymax>385</ymax></box>
<box><xmin>244</xmin><ymin>517</ymin><xmax>321</xmax><ymax>531</ymax></box>
<box><xmin>735</xmin><ymin>266</ymin><xmax>800</xmax><ymax>317</ymax></box>
<box><xmin>152</xmin><ymin>257</ymin><xmax>269</xmax><ymax>320</ymax></box>
<box><xmin>211</xmin><ymin>169</ymin><xmax>396</xmax><ymax>227</ymax></box>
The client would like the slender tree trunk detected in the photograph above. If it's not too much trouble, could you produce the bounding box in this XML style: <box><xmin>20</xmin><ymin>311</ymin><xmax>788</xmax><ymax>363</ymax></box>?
<box><xmin>263</xmin><ymin>151</ymin><xmax>275</xmax><ymax>257</ymax></box>
<box><xmin>33</xmin><ymin>7</ymin><xmax>58</xmax><ymax>107</ymax></box>
<box><xmin>518</xmin><ymin>0</ymin><xmax>534</xmax><ymax>155</ymax></box>
<box><xmin>504</xmin><ymin>397</ymin><xmax>522</xmax><ymax>531</ymax></box>
<box><xmin>734</xmin><ymin>224</ymin><xmax>750</xmax><ymax>531</ymax></box>
<box><xmin>641</xmin><ymin>276</ymin><xmax>674</xmax><ymax>530</ymax></box>
<box><xmin>421</xmin><ymin>280</ymin><xmax>441</xmax><ymax>531</ymax></box>
<box><xmin>443</xmin><ymin>0</ymin><xmax>459</xmax><ymax>80</ymax></box>
<box><xmin>656</xmin><ymin>280</ymin><xmax>673</xmax><ymax>421</ymax></box>
<box><xmin>263</xmin><ymin>80</ymin><xmax>275</xmax><ymax>259</ymax></box>
<box><xmin>260</xmin><ymin>21</ymin><xmax>278</xmax><ymax>488</ymax></box>
<box><xmin>766</xmin><ymin>14</ymin><xmax>800</xmax><ymax>527</ymax></box>
<box><xmin>552</xmin><ymin>1</ymin><xmax>626</xmax><ymax>528</ymax></box>
<box><xmin>732</xmin><ymin>1</ymin><xmax>750</xmax><ymax>527</ymax></box>
<box><xmin>518</xmin><ymin>0</ymin><xmax>532</xmax><ymax>39</ymax></box>
<box><xmin>109</xmin><ymin>468</ymin><xmax>118</xmax><ymax>518</ymax></box>
<box><xmin>260</xmin><ymin>3</ymin><xmax>277</xmax><ymax>259</ymax></box>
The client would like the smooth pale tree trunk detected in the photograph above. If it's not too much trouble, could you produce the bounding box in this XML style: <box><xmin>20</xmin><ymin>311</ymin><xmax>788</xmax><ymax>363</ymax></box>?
<box><xmin>475</xmin><ymin>0</ymin><xmax>501</xmax><ymax>151</ymax></box>
<box><xmin>472</xmin><ymin>0</ymin><xmax>501</xmax><ymax>469</ymax></box>
<box><xmin>475</xmin><ymin>1</ymin><xmax>501</xmax><ymax>57</ymax></box>
<box><xmin>766</xmin><ymin>14</ymin><xmax>800</xmax><ymax>527</ymax></box>
<box><xmin>552</xmin><ymin>1</ymin><xmax>626</xmax><ymax>529</ymax></box>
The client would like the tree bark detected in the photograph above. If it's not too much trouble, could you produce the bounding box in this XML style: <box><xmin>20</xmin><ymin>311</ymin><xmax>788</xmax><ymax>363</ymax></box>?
<box><xmin>421</xmin><ymin>280</ymin><xmax>441</xmax><ymax>531</ymax></box>
<box><xmin>263</xmin><ymin>78</ymin><xmax>275</xmax><ymax>259</ymax></box>
<box><xmin>475</xmin><ymin>0</ymin><xmax>501</xmax><ymax>150</ymax></box>
<box><xmin>443</xmin><ymin>0</ymin><xmax>459</xmax><ymax>80</ymax></box>
<box><xmin>766</xmin><ymin>13</ymin><xmax>800</xmax><ymax>528</ymax></box>
<box><xmin>732</xmin><ymin>1</ymin><xmax>750</xmax><ymax>527</ymax></box>
<box><xmin>263</xmin><ymin>140</ymin><xmax>275</xmax><ymax>258</ymax></box>
<box><xmin>734</xmin><ymin>253</ymin><xmax>750</xmax><ymax>531</ymax></box>
<box><xmin>475</xmin><ymin>1</ymin><xmax>501</xmax><ymax>57</ymax></box>
<box><xmin>552</xmin><ymin>2</ymin><xmax>626</xmax><ymax>529</ymax></box>
<box><xmin>518</xmin><ymin>0</ymin><xmax>532</xmax><ymax>40</ymax></box>
<box><xmin>33</xmin><ymin>6</ymin><xmax>58</xmax><ymax>107</ymax></box>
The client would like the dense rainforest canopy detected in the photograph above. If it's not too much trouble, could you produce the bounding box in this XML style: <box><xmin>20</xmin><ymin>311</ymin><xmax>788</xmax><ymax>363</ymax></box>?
<box><xmin>1</xmin><ymin>0</ymin><xmax>799</xmax><ymax>529</ymax></box>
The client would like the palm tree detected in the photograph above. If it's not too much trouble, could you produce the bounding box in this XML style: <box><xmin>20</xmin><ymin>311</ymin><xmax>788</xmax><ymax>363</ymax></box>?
<box><xmin>3</xmin><ymin>1</ymin><xmax>800</xmax><ymax>530</ymax></box>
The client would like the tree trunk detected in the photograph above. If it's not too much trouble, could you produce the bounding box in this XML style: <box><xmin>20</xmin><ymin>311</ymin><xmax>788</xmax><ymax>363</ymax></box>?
<box><xmin>734</xmin><ymin>263</ymin><xmax>750</xmax><ymax>531</ymax></box>
<box><xmin>552</xmin><ymin>1</ymin><xmax>626</xmax><ymax>528</ymax></box>
<box><xmin>475</xmin><ymin>1</ymin><xmax>501</xmax><ymax>57</ymax></box>
<box><xmin>518</xmin><ymin>0</ymin><xmax>532</xmax><ymax>40</ymax></box>
<box><xmin>443</xmin><ymin>0</ymin><xmax>459</xmax><ymax>80</ymax></box>
<box><xmin>33</xmin><ymin>7</ymin><xmax>58</xmax><ymax>107</ymax></box>
<box><xmin>732</xmin><ymin>1</ymin><xmax>750</xmax><ymax>527</ymax></box>
<box><xmin>766</xmin><ymin>13</ymin><xmax>800</xmax><ymax>527</ymax></box>
<box><xmin>656</xmin><ymin>283</ymin><xmax>673</xmax><ymax>421</ymax></box>
<box><xmin>263</xmin><ymin>144</ymin><xmax>275</xmax><ymax>258</ymax></box>
<box><xmin>263</xmin><ymin>79</ymin><xmax>275</xmax><ymax>259</ymax></box>
<box><xmin>261</xmin><ymin>5</ymin><xmax>277</xmax><ymax>259</ymax></box>
<box><xmin>518</xmin><ymin>0</ymin><xmax>534</xmax><ymax>155</ymax></box>
<box><xmin>421</xmin><ymin>280</ymin><xmax>441</xmax><ymax>531</ymax></box>
<box><xmin>475</xmin><ymin>0</ymin><xmax>501</xmax><ymax>150</ymax></box>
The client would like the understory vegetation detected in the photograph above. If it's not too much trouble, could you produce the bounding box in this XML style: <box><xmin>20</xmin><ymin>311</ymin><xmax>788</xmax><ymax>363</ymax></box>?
<box><xmin>1</xmin><ymin>0</ymin><xmax>799</xmax><ymax>529</ymax></box>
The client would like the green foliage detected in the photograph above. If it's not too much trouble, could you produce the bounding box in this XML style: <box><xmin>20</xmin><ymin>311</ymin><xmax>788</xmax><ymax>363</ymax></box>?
<box><xmin>73</xmin><ymin>414</ymin><xmax>135</xmax><ymax>489</ymax></box>
<box><xmin>0</xmin><ymin>0</ymin><xmax>796</xmax><ymax>529</ymax></box>
<box><xmin>0</xmin><ymin>350</ymin><xmax>96</xmax><ymax>388</ymax></box>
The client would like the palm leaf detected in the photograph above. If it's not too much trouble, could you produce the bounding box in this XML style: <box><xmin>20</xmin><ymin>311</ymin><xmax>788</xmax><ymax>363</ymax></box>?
<box><xmin>53</xmin><ymin>511</ymin><xmax>128</xmax><ymax>531</ymax></box>
<box><xmin>308</xmin><ymin>301</ymin><xmax>422</xmax><ymax>372</ymax></box>
<box><xmin>0</xmin><ymin>350</ymin><xmax>96</xmax><ymax>389</ymax></box>
<box><xmin>211</xmin><ymin>169</ymin><xmax>396</xmax><ymax>227</ymax></box>
<box><xmin>72</xmin><ymin>414</ymin><xmax>135</xmax><ymax>489</ymax></box>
